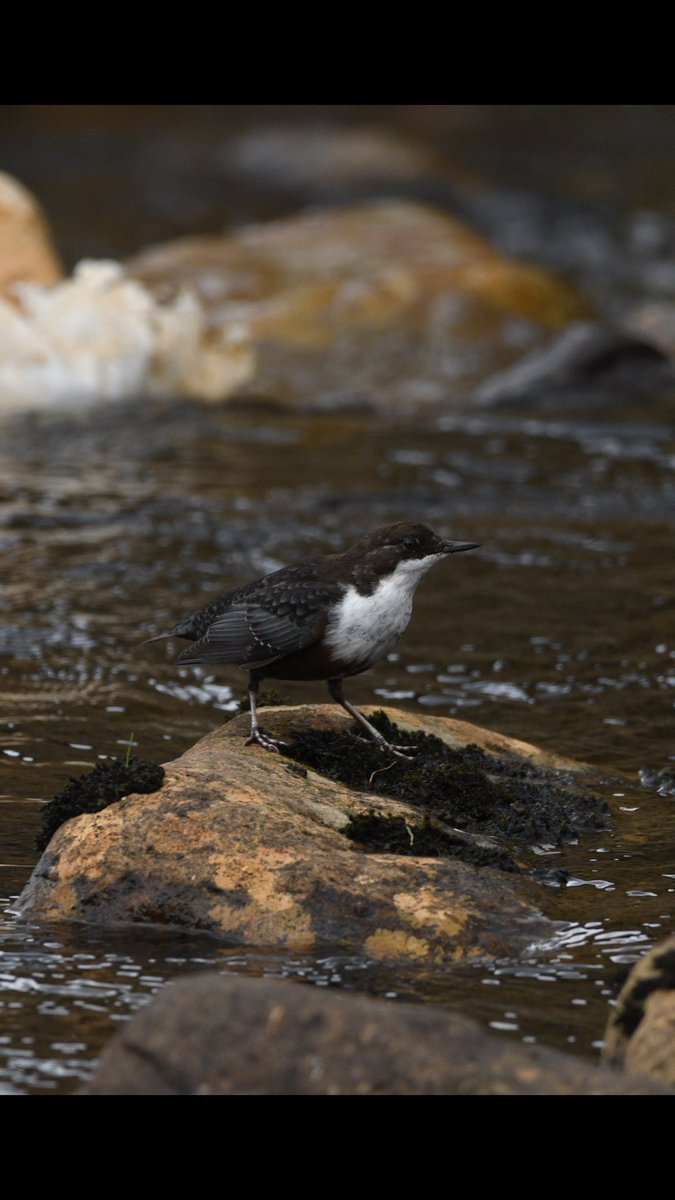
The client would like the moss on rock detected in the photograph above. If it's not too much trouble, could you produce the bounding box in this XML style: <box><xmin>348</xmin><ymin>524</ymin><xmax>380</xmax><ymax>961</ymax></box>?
<box><xmin>288</xmin><ymin>711</ymin><xmax>608</xmax><ymax>846</ymax></box>
<box><xmin>36</xmin><ymin>757</ymin><xmax>165</xmax><ymax>852</ymax></box>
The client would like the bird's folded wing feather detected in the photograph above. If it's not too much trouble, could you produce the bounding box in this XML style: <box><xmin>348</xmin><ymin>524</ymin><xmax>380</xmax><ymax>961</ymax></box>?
<box><xmin>175</xmin><ymin>585</ymin><xmax>340</xmax><ymax>668</ymax></box>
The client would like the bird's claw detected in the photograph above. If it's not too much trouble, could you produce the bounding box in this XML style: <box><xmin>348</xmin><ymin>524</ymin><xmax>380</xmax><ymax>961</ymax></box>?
<box><xmin>352</xmin><ymin>733</ymin><xmax>417</xmax><ymax>760</ymax></box>
<box><xmin>246</xmin><ymin>729</ymin><xmax>288</xmax><ymax>753</ymax></box>
<box><xmin>374</xmin><ymin>739</ymin><xmax>417</xmax><ymax>761</ymax></box>
<box><xmin>382</xmin><ymin>744</ymin><xmax>416</xmax><ymax>761</ymax></box>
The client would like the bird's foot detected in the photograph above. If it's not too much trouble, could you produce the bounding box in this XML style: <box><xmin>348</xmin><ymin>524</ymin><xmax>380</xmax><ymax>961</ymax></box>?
<box><xmin>352</xmin><ymin>733</ymin><xmax>417</xmax><ymax>760</ymax></box>
<box><xmin>245</xmin><ymin>728</ymin><xmax>288</xmax><ymax>753</ymax></box>
<box><xmin>380</xmin><ymin>741</ymin><xmax>417</xmax><ymax>761</ymax></box>
<box><xmin>353</xmin><ymin>735</ymin><xmax>416</xmax><ymax>761</ymax></box>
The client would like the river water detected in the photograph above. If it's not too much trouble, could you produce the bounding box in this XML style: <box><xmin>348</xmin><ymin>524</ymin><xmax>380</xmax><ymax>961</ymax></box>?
<box><xmin>0</xmin><ymin>106</ymin><xmax>674</xmax><ymax>1093</ymax></box>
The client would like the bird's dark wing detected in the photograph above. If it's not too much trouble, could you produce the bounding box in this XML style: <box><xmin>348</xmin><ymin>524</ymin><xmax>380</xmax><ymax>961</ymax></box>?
<box><xmin>175</xmin><ymin>582</ymin><xmax>342</xmax><ymax>669</ymax></box>
<box><xmin>145</xmin><ymin>558</ymin><xmax>327</xmax><ymax>645</ymax></box>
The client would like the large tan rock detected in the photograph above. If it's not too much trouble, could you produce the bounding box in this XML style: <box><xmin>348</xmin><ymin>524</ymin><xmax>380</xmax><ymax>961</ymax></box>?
<box><xmin>0</xmin><ymin>172</ymin><xmax>63</xmax><ymax>298</ymax></box>
<box><xmin>82</xmin><ymin>972</ymin><xmax>670</xmax><ymax>1095</ymax></box>
<box><xmin>130</xmin><ymin>201</ymin><xmax>586</xmax><ymax>339</ymax></box>
<box><xmin>17</xmin><ymin>706</ymin><xmax>603</xmax><ymax>964</ymax></box>
<box><xmin>128</xmin><ymin>201</ymin><xmax>591</xmax><ymax>405</ymax></box>
<box><xmin>604</xmin><ymin>935</ymin><xmax>675</xmax><ymax>1085</ymax></box>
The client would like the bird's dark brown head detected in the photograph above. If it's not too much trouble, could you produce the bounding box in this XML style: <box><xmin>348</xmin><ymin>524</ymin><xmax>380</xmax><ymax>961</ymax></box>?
<box><xmin>334</xmin><ymin>522</ymin><xmax>479</xmax><ymax>583</ymax></box>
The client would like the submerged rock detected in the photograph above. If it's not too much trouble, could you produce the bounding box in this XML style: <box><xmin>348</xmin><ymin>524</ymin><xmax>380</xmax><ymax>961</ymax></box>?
<box><xmin>82</xmin><ymin>972</ymin><xmax>669</xmax><ymax>1095</ymax></box>
<box><xmin>16</xmin><ymin>706</ymin><xmax>607</xmax><ymax>963</ymax></box>
<box><xmin>0</xmin><ymin>171</ymin><xmax>63</xmax><ymax>299</ymax></box>
<box><xmin>604</xmin><ymin>934</ymin><xmax>675</xmax><ymax>1086</ymax></box>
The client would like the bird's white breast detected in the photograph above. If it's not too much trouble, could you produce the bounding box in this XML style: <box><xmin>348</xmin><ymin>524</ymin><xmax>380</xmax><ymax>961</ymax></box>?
<box><xmin>324</xmin><ymin>553</ymin><xmax>444</xmax><ymax>676</ymax></box>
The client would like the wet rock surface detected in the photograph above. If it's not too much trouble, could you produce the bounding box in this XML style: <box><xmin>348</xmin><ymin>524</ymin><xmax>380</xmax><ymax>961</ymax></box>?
<box><xmin>604</xmin><ymin>935</ymin><xmax>675</xmax><ymax>1085</ymax></box>
<box><xmin>82</xmin><ymin>972</ymin><xmax>669</xmax><ymax>1095</ymax></box>
<box><xmin>16</xmin><ymin>706</ymin><xmax>609</xmax><ymax>963</ymax></box>
<box><xmin>0</xmin><ymin>185</ymin><xmax>593</xmax><ymax>414</ymax></box>
<box><xmin>226</xmin><ymin>124</ymin><xmax>451</xmax><ymax>195</ymax></box>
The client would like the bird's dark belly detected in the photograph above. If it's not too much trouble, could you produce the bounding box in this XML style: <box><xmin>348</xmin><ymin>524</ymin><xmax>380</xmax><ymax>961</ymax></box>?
<box><xmin>253</xmin><ymin>641</ymin><xmax>372</xmax><ymax>682</ymax></box>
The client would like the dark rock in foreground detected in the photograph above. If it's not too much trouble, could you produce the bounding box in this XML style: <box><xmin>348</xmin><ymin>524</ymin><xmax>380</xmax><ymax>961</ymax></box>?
<box><xmin>82</xmin><ymin>972</ymin><xmax>669</xmax><ymax>1095</ymax></box>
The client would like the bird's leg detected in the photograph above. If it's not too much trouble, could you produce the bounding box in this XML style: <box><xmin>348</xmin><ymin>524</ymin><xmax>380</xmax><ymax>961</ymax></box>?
<box><xmin>327</xmin><ymin>679</ymin><xmax>416</xmax><ymax>760</ymax></box>
<box><xmin>244</xmin><ymin>674</ymin><xmax>287</xmax><ymax>753</ymax></box>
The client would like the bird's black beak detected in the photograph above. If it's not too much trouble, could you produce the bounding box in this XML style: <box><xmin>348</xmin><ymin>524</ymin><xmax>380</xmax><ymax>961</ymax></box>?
<box><xmin>442</xmin><ymin>541</ymin><xmax>480</xmax><ymax>554</ymax></box>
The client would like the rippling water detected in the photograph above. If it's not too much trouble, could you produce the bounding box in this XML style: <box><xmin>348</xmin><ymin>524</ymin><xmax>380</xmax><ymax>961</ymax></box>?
<box><xmin>1</xmin><ymin>105</ymin><xmax>675</xmax><ymax>1093</ymax></box>
<box><xmin>1</xmin><ymin>398</ymin><xmax>674</xmax><ymax>1092</ymax></box>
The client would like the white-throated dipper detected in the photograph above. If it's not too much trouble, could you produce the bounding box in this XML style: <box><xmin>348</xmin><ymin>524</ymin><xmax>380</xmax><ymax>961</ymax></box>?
<box><xmin>146</xmin><ymin>522</ymin><xmax>479</xmax><ymax>758</ymax></box>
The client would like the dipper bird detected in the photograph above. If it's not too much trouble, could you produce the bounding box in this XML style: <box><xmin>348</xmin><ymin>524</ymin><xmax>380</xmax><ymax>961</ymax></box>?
<box><xmin>146</xmin><ymin>522</ymin><xmax>479</xmax><ymax>758</ymax></box>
